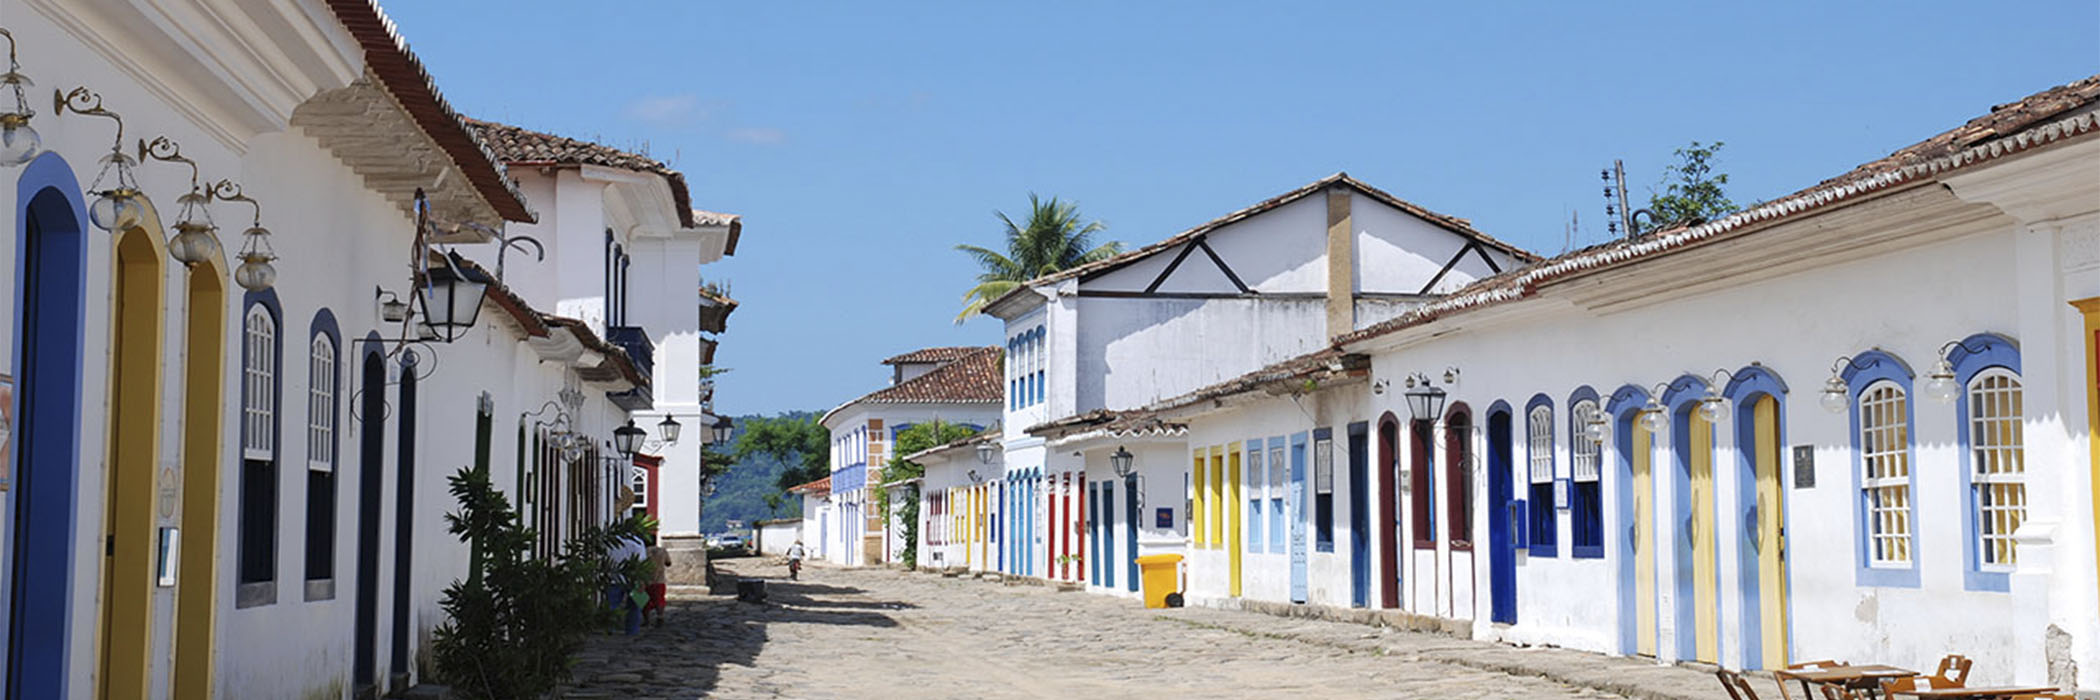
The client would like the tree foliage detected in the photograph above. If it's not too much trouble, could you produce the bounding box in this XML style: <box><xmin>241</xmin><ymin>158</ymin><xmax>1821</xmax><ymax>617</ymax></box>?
<box><xmin>733</xmin><ymin>414</ymin><xmax>831</xmax><ymax>493</ymax></box>
<box><xmin>879</xmin><ymin>421</ymin><xmax>984</xmax><ymax>568</ymax></box>
<box><xmin>1641</xmin><ymin>141</ymin><xmax>1738</xmax><ymax>235</ymax></box>
<box><xmin>431</xmin><ymin>466</ymin><xmax>626</xmax><ymax>699</ymax></box>
<box><xmin>955</xmin><ymin>194</ymin><xmax>1122</xmax><ymax>321</ymax></box>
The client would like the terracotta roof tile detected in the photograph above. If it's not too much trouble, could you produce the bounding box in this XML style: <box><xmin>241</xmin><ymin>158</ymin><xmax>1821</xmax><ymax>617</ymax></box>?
<box><xmin>463</xmin><ymin>118</ymin><xmax>698</xmax><ymax>229</ymax></box>
<box><xmin>881</xmin><ymin>346</ymin><xmax>985</xmax><ymax>366</ymax></box>
<box><xmin>859</xmin><ymin>347</ymin><xmax>1004</xmax><ymax>404</ymax></box>
<box><xmin>786</xmin><ymin>476</ymin><xmax>830</xmax><ymax>495</ymax></box>
<box><xmin>323</xmin><ymin>0</ymin><xmax>534</xmax><ymax>223</ymax></box>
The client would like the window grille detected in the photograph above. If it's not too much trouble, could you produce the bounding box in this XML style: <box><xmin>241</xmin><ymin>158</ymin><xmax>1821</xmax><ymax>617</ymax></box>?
<box><xmin>1968</xmin><ymin>370</ymin><xmax>2024</xmax><ymax>569</ymax></box>
<box><xmin>307</xmin><ymin>335</ymin><xmax>335</xmax><ymax>471</ymax></box>
<box><xmin>1859</xmin><ymin>381</ymin><xmax>1912</xmax><ymax>566</ymax></box>
<box><xmin>243</xmin><ymin>306</ymin><xmax>276</xmax><ymax>460</ymax></box>
<box><xmin>1527</xmin><ymin>405</ymin><xmax>1554</xmax><ymax>484</ymax></box>
<box><xmin>1570</xmin><ymin>401</ymin><xmax>1600</xmax><ymax>482</ymax></box>
<box><xmin>631</xmin><ymin>466</ymin><xmax>649</xmax><ymax>508</ymax></box>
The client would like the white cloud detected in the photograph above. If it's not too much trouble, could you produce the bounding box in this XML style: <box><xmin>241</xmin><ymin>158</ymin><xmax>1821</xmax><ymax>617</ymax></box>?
<box><xmin>725</xmin><ymin>127</ymin><xmax>786</xmax><ymax>145</ymax></box>
<box><xmin>624</xmin><ymin>94</ymin><xmax>708</xmax><ymax>127</ymax></box>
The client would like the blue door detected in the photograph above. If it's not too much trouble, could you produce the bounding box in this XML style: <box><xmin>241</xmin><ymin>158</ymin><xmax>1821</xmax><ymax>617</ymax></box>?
<box><xmin>9</xmin><ymin>165</ymin><xmax>90</xmax><ymax>700</ymax></box>
<box><xmin>1289</xmin><ymin>433</ymin><xmax>1309</xmax><ymax>603</ymax></box>
<box><xmin>1124</xmin><ymin>474</ymin><xmax>1140</xmax><ymax>591</ymax></box>
<box><xmin>1348</xmin><ymin>423</ymin><xmax>1370</xmax><ymax>608</ymax></box>
<box><xmin>1099</xmin><ymin>483</ymin><xmax>1114</xmax><ymax>589</ymax></box>
<box><xmin>1488</xmin><ymin>406</ymin><xmax>1518</xmax><ymax>624</ymax></box>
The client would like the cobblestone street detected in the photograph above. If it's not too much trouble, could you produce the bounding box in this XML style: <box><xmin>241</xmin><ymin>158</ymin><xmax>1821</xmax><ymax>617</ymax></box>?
<box><xmin>563</xmin><ymin>557</ymin><xmax>1725</xmax><ymax>699</ymax></box>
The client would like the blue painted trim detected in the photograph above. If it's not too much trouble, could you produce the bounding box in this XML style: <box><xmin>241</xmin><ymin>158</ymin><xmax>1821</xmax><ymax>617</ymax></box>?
<box><xmin>1604</xmin><ymin>384</ymin><xmax>1651</xmax><ymax>657</ymax></box>
<box><xmin>1246</xmin><ymin>439</ymin><xmax>1264</xmax><ymax>554</ymax></box>
<box><xmin>1314</xmin><ymin>426</ymin><xmax>1335</xmax><ymax>553</ymax></box>
<box><xmin>1841</xmin><ymin>350</ymin><xmax>1922</xmax><ymax>588</ymax></box>
<box><xmin>9</xmin><ymin>153</ymin><xmax>89</xmax><ymax>700</ymax></box>
<box><xmin>1267</xmin><ymin>436</ymin><xmax>1285</xmax><ymax>552</ymax></box>
<box><xmin>1524</xmin><ymin>393</ymin><xmax>1557</xmax><ymax>558</ymax></box>
<box><xmin>1722</xmin><ymin>365</ymin><xmax>1787</xmax><ymax>669</ymax></box>
<box><xmin>1125</xmin><ymin>474</ymin><xmax>1139</xmax><ymax>592</ymax></box>
<box><xmin>1567</xmin><ymin>387</ymin><xmax>1604</xmax><ymax>559</ymax></box>
<box><xmin>1950</xmin><ymin>333</ymin><xmax>2019</xmax><ymax>593</ymax></box>
<box><xmin>1662</xmin><ymin>373</ymin><xmax>1712</xmax><ymax>662</ymax></box>
<box><xmin>1484</xmin><ymin>403</ymin><xmax>1518</xmax><ymax>625</ymax></box>
<box><xmin>1288</xmin><ymin>432</ymin><xmax>1310</xmax><ymax>604</ymax></box>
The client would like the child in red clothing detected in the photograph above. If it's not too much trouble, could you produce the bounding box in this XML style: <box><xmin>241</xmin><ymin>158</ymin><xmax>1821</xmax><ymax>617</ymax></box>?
<box><xmin>645</xmin><ymin>541</ymin><xmax>671</xmax><ymax>626</ymax></box>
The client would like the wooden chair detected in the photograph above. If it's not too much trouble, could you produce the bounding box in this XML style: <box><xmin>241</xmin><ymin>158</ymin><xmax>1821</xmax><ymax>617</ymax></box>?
<box><xmin>1817</xmin><ymin>684</ymin><xmax>1860</xmax><ymax>700</ymax></box>
<box><xmin>1881</xmin><ymin>676</ymin><xmax>1960</xmax><ymax>695</ymax></box>
<box><xmin>1715</xmin><ymin>669</ymin><xmax>1762</xmax><ymax>700</ymax></box>
<box><xmin>1931</xmin><ymin>654</ymin><xmax>1973</xmax><ymax>686</ymax></box>
<box><xmin>1775</xmin><ymin>661</ymin><xmax>1848</xmax><ymax>700</ymax></box>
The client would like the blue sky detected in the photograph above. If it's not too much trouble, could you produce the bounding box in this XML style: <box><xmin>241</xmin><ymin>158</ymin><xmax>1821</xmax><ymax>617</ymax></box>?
<box><xmin>385</xmin><ymin>1</ymin><xmax>2096</xmax><ymax>416</ymax></box>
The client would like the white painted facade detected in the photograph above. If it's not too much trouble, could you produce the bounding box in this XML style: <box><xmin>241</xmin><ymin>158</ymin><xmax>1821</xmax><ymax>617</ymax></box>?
<box><xmin>0</xmin><ymin>2</ymin><xmax>707</xmax><ymax>697</ymax></box>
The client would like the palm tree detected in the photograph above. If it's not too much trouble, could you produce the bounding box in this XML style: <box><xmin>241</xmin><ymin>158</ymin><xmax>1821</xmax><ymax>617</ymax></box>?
<box><xmin>955</xmin><ymin>194</ymin><xmax>1122</xmax><ymax>321</ymax></box>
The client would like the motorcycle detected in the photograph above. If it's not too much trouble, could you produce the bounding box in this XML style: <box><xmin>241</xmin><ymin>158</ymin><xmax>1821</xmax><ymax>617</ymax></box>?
<box><xmin>788</xmin><ymin>557</ymin><xmax>801</xmax><ymax>580</ymax></box>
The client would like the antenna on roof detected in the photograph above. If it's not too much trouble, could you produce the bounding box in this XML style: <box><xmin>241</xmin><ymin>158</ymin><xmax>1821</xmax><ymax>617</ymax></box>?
<box><xmin>1602</xmin><ymin>159</ymin><xmax>1654</xmax><ymax>239</ymax></box>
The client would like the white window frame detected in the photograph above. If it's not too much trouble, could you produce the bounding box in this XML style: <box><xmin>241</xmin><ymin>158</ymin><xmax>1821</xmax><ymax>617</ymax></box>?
<box><xmin>631</xmin><ymin>465</ymin><xmax>650</xmax><ymax>509</ymax></box>
<box><xmin>306</xmin><ymin>334</ymin><xmax>336</xmax><ymax>472</ymax></box>
<box><xmin>243</xmin><ymin>305</ymin><xmax>276</xmax><ymax>461</ymax></box>
<box><xmin>1570</xmin><ymin>400</ymin><xmax>1600</xmax><ymax>482</ymax></box>
<box><xmin>1967</xmin><ymin>369</ymin><xmax>2023</xmax><ymax>570</ymax></box>
<box><xmin>1527</xmin><ymin>405</ymin><xmax>1555</xmax><ymax>485</ymax></box>
<box><xmin>1859</xmin><ymin>381</ymin><xmax>1913</xmax><ymax>567</ymax></box>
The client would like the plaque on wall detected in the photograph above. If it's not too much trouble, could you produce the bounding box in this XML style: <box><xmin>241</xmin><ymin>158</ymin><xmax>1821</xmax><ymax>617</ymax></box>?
<box><xmin>1156</xmin><ymin>507</ymin><xmax>1173</xmax><ymax>529</ymax></box>
<box><xmin>1792</xmin><ymin>445</ymin><xmax>1815</xmax><ymax>489</ymax></box>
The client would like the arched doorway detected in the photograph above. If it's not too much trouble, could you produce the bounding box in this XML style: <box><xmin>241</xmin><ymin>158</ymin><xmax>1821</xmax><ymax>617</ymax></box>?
<box><xmin>354</xmin><ymin>344</ymin><xmax>384</xmax><ymax>692</ymax></box>
<box><xmin>8</xmin><ymin>155</ymin><xmax>91</xmax><ymax>700</ymax></box>
<box><xmin>1485</xmin><ymin>402</ymin><xmax>1516</xmax><ymax>625</ymax></box>
<box><xmin>1664</xmin><ymin>375</ymin><xmax>1719</xmax><ymax>664</ymax></box>
<box><xmin>100</xmin><ymin>207</ymin><xmax>169</xmax><ymax>698</ymax></box>
<box><xmin>1607</xmin><ymin>384</ymin><xmax>1657</xmax><ymax>657</ymax></box>
<box><xmin>174</xmin><ymin>253</ymin><xmax>226</xmax><ymax>698</ymax></box>
<box><xmin>1376</xmin><ymin>413</ymin><xmax>1400</xmax><ymax>609</ymax></box>
<box><xmin>1442</xmin><ymin>403</ymin><xmax>1474</xmax><ymax>620</ymax></box>
<box><xmin>1724</xmin><ymin>366</ymin><xmax>1790</xmax><ymax>670</ymax></box>
<box><xmin>391</xmin><ymin>354</ymin><xmax>419</xmax><ymax>683</ymax></box>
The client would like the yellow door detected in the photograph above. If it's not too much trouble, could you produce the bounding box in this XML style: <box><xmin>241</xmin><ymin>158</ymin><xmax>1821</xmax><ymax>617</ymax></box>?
<box><xmin>1210</xmin><ymin>449</ymin><xmax>1225</xmax><ymax>547</ymax></box>
<box><xmin>102</xmin><ymin>225</ymin><xmax>165</xmax><ymax>700</ymax></box>
<box><xmin>1753</xmin><ymin>396</ymin><xmax>1789</xmax><ymax>668</ymax></box>
<box><xmin>1634</xmin><ymin>422</ymin><xmax>1657</xmax><ymax>657</ymax></box>
<box><xmin>2080</xmin><ymin>298</ymin><xmax>2100</xmax><ymax>617</ymax></box>
<box><xmin>174</xmin><ymin>259</ymin><xmax>225</xmax><ymax>699</ymax></box>
<box><xmin>1228</xmin><ymin>447</ymin><xmax>1243</xmax><ymax>597</ymax></box>
<box><xmin>1193</xmin><ymin>451</ymin><xmax>1207</xmax><ymax>547</ymax></box>
<box><xmin>1690</xmin><ymin>414</ymin><xmax>1719</xmax><ymax>664</ymax></box>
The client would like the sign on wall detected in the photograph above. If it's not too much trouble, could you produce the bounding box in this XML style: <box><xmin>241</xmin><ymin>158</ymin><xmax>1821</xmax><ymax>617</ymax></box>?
<box><xmin>1156</xmin><ymin>507</ymin><xmax>1173</xmax><ymax>529</ymax></box>
<box><xmin>1792</xmin><ymin>446</ymin><xmax>1815</xmax><ymax>489</ymax></box>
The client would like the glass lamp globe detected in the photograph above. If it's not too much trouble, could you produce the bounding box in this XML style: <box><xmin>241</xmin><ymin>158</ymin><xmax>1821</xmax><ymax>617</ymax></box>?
<box><xmin>234</xmin><ymin>254</ymin><xmax>276</xmax><ymax>291</ymax></box>
<box><xmin>168</xmin><ymin>222</ymin><xmax>220</xmax><ymax>267</ymax></box>
<box><xmin>1697</xmin><ymin>396</ymin><xmax>1731</xmax><ymax>423</ymax></box>
<box><xmin>0</xmin><ymin>113</ymin><xmax>38</xmax><ymax>166</ymax></box>
<box><xmin>1583</xmin><ymin>419</ymin><xmax>1609</xmax><ymax>445</ymax></box>
<box><xmin>1921</xmin><ymin>360</ymin><xmax>1960</xmax><ymax>404</ymax></box>
<box><xmin>1638</xmin><ymin>409</ymin><xmax>1668</xmax><ymax>434</ymax></box>
<box><xmin>1819</xmin><ymin>377</ymin><xmax>1851</xmax><ymax>414</ymax></box>
<box><xmin>89</xmin><ymin>188</ymin><xmax>144</xmax><ymax>232</ymax></box>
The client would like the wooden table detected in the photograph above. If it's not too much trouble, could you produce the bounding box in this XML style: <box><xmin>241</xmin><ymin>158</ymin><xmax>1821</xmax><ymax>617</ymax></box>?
<box><xmin>1884</xmin><ymin>686</ymin><xmax>2059</xmax><ymax>699</ymax></box>
<box><xmin>1773</xmin><ymin>665</ymin><xmax>1917</xmax><ymax>698</ymax></box>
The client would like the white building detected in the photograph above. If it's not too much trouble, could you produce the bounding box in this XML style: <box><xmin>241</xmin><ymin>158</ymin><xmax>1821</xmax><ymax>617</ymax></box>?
<box><xmin>985</xmin><ymin>174</ymin><xmax>1531</xmax><ymax>589</ymax></box>
<box><xmin>463</xmin><ymin>119</ymin><xmax>743</xmax><ymax>566</ymax></box>
<box><xmin>0</xmin><ymin>2</ymin><xmax>725</xmax><ymax>696</ymax></box>
<box><xmin>1122</xmin><ymin>76</ymin><xmax>2100</xmax><ymax>692</ymax></box>
<box><xmin>904</xmin><ymin>431</ymin><xmax>1002</xmax><ymax>573</ymax></box>
<box><xmin>815</xmin><ymin>347</ymin><xmax>1002</xmax><ymax>566</ymax></box>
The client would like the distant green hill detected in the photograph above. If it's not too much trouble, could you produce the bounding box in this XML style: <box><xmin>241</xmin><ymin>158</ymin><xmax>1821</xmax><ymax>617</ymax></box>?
<box><xmin>699</xmin><ymin>410</ymin><xmax>819</xmax><ymax>533</ymax></box>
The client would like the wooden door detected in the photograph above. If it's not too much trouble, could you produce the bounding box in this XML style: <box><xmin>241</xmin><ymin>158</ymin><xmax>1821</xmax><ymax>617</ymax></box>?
<box><xmin>1752</xmin><ymin>396</ymin><xmax>1789</xmax><ymax>668</ymax></box>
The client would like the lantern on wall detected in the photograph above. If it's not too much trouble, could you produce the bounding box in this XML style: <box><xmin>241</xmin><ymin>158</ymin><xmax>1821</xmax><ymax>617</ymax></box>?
<box><xmin>1109</xmin><ymin>446</ymin><xmax>1134</xmax><ymax>478</ymax></box>
<box><xmin>0</xmin><ymin>29</ymin><xmax>41</xmax><ymax>166</ymax></box>
<box><xmin>415</xmin><ymin>253</ymin><xmax>488</xmax><ymax>343</ymax></box>
<box><xmin>613</xmin><ymin>420</ymin><xmax>645</xmax><ymax>457</ymax></box>
<box><xmin>656</xmin><ymin>414</ymin><xmax>682</xmax><ymax>445</ymax></box>
<box><xmin>1402</xmin><ymin>373</ymin><xmax>1447</xmax><ymax>421</ymax></box>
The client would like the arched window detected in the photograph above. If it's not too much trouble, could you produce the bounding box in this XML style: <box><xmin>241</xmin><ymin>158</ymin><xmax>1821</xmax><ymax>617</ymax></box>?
<box><xmin>1859</xmin><ymin>381</ymin><xmax>1913</xmax><ymax>567</ymax></box>
<box><xmin>1966</xmin><ymin>369</ymin><xmax>2024</xmax><ymax>574</ymax></box>
<box><xmin>1568</xmin><ymin>398</ymin><xmax>1604</xmax><ymax>557</ymax></box>
<box><xmin>304</xmin><ymin>329</ymin><xmax>338</xmax><ymax>594</ymax></box>
<box><xmin>1525</xmin><ymin>399</ymin><xmax>1556</xmax><ymax>557</ymax></box>
<box><xmin>239</xmin><ymin>303</ymin><xmax>279</xmax><ymax>596</ymax></box>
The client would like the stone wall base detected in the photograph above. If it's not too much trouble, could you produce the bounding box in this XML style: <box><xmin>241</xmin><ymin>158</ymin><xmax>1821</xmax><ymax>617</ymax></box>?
<box><xmin>661</xmin><ymin>535</ymin><xmax>711</xmax><ymax>585</ymax></box>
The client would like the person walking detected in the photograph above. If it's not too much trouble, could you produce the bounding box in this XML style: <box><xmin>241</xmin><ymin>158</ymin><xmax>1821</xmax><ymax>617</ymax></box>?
<box><xmin>785</xmin><ymin>540</ymin><xmax>806</xmax><ymax>580</ymax></box>
<box><xmin>645</xmin><ymin>539</ymin><xmax>671</xmax><ymax>627</ymax></box>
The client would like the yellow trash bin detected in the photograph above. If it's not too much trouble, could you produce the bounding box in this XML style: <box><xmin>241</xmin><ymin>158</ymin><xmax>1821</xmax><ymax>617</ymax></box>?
<box><xmin>1135</xmin><ymin>553</ymin><xmax>1184</xmax><ymax>609</ymax></box>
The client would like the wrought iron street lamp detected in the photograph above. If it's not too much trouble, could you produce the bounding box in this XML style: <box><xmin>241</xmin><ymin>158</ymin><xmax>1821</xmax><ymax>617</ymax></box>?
<box><xmin>656</xmin><ymin>415</ymin><xmax>682</xmax><ymax>445</ymax></box>
<box><xmin>613</xmin><ymin>420</ymin><xmax>646</xmax><ymax>458</ymax></box>
<box><xmin>976</xmin><ymin>441</ymin><xmax>995</xmax><ymax>465</ymax></box>
<box><xmin>709</xmin><ymin>415</ymin><xmax>733</xmax><ymax>444</ymax></box>
<box><xmin>1402</xmin><ymin>373</ymin><xmax>1447</xmax><ymax>421</ymax></box>
<box><xmin>1109</xmin><ymin>446</ymin><xmax>1135</xmax><ymax>479</ymax></box>
<box><xmin>416</xmin><ymin>252</ymin><xmax>488</xmax><ymax>343</ymax></box>
<box><xmin>55</xmin><ymin>87</ymin><xmax>143</xmax><ymax>231</ymax></box>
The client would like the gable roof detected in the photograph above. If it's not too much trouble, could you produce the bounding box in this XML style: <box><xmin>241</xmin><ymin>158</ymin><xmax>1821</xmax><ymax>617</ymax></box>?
<box><xmin>982</xmin><ymin>173</ymin><xmax>1536</xmax><ymax>314</ymax></box>
<box><xmin>859</xmin><ymin>347</ymin><xmax>1003</xmax><ymax>404</ymax></box>
<box><xmin>464</xmin><ymin>118</ymin><xmax>698</xmax><ymax>229</ymax></box>
<box><xmin>882</xmin><ymin>346</ymin><xmax>986</xmax><ymax>366</ymax></box>
<box><xmin>323</xmin><ymin>0</ymin><xmax>534</xmax><ymax>223</ymax></box>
